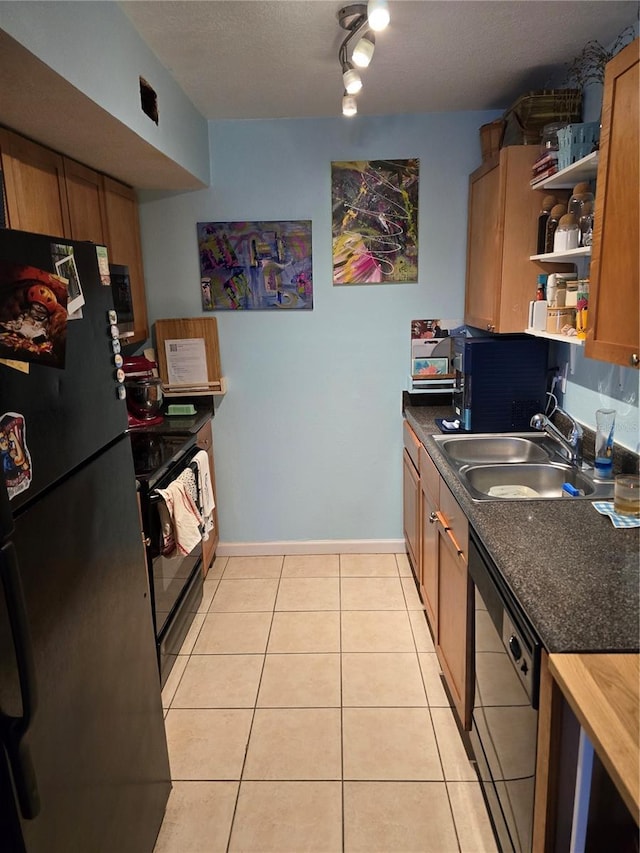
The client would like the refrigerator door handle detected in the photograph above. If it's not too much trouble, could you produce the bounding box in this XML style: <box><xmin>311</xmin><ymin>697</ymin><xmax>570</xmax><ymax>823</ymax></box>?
<box><xmin>0</xmin><ymin>541</ymin><xmax>41</xmax><ymax>819</ymax></box>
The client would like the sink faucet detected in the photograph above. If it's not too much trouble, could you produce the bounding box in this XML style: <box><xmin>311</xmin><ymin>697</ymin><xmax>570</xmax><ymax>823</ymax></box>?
<box><xmin>530</xmin><ymin>409</ymin><xmax>584</xmax><ymax>466</ymax></box>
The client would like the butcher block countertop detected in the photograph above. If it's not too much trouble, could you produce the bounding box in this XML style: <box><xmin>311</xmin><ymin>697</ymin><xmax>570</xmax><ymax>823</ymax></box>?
<box><xmin>549</xmin><ymin>653</ymin><xmax>639</xmax><ymax>822</ymax></box>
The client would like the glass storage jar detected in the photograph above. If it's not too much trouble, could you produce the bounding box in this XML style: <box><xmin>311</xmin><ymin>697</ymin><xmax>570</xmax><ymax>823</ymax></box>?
<box><xmin>553</xmin><ymin>214</ymin><xmax>580</xmax><ymax>252</ymax></box>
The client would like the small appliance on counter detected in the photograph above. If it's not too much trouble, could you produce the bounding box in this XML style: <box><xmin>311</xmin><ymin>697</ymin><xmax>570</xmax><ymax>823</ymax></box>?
<box><xmin>452</xmin><ymin>334</ymin><xmax>549</xmax><ymax>432</ymax></box>
<box><xmin>123</xmin><ymin>355</ymin><xmax>164</xmax><ymax>427</ymax></box>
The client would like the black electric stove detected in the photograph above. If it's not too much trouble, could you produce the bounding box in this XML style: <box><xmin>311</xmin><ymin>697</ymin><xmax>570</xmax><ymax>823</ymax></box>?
<box><xmin>127</xmin><ymin>406</ymin><xmax>213</xmax><ymax>686</ymax></box>
<box><xmin>128</xmin><ymin>408</ymin><xmax>213</xmax><ymax>486</ymax></box>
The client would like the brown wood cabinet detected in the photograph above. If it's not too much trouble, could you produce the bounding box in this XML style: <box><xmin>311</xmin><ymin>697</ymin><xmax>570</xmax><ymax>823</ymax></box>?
<box><xmin>585</xmin><ymin>37</ymin><xmax>639</xmax><ymax>369</ymax></box>
<box><xmin>63</xmin><ymin>157</ymin><xmax>107</xmax><ymax>244</ymax></box>
<box><xmin>465</xmin><ymin>145</ymin><xmax>570</xmax><ymax>333</ymax></box>
<box><xmin>417</xmin><ymin>441</ymin><xmax>473</xmax><ymax>730</ymax></box>
<box><xmin>402</xmin><ymin>420</ymin><xmax>421</xmax><ymax>579</ymax></box>
<box><xmin>196</xmin><ymin>417</ymin><xmax>219</xmax><ymax>577</ymax></box>
<box><xmin>419</xmin><ymin>444</ymin><xmax>440</xmax><ymax>634</ymax></box>
<box><xmin>100</xmin><ymin>175</ymin><xmax>148</xmax><ymax>344</ymax></box>
<box><xmin>0</xmin><ymin>127</ymin><xmax>71</xmax><ymax>237</ymax></box>
<box><xmin>435</xmin><ymin>478</ymin><xmax>473</xmax><ymax>730</ymax></box>
<box><xmin>0</xmin><ymin>127</ymin><xmax>149</xmax><ymax>345</ymax></box>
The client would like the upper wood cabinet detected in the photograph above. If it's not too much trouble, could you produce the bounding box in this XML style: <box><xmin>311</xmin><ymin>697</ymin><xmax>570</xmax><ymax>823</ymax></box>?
<box><xmin>100</xmin><ymin>176</ymin><xmax>148</xmax><ymax>344</ymax></box>
<box><xmin>63</xmin><ymin>157</ymin><xmax>107</xmax><ymax>244</ymax></box>
<box><xmin>465</xmin><ymin>145</ymin><xmax>570</xmax><ymax>333</ymax></box>
<box><xmin>0</xmin><ymin>128</ymin><xmax>71</xmax><ymax>237</ymax></box>
<box><xmin>0</xmin><ymin>128</ymin><xmax>149</xmax><ymax>346</ymax></box>
<box><xmin>585</xmin><ymin>38</ymin><xmax>639</xmax><ymax>369</ymax></box>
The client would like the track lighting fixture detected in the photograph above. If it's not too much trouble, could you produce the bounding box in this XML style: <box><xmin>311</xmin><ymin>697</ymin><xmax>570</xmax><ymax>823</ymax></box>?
<box><xmin>337</xmin><ymin>2</ymin><xmax>390</xmax><ymax>116</ymax></box>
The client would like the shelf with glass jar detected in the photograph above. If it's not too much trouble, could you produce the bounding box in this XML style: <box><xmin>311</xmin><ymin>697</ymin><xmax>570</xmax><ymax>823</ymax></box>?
<box><xmin>532</xmin><ymin>150</ymin><xmax>598</xmax><ymax>259</ymax></box>
<box><xmin>530</xmin><ymin>246</ymin><xmax>591</xmax><ymax>263</ymax></box>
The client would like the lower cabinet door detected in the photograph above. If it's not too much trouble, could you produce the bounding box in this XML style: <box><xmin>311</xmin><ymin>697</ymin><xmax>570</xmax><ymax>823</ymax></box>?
<box><xmin>436</xmin><ymin>526</ymin><xmax>473</xmax><ymax>730</ymax></box>
<box><xmin>420</xmin><ymin>485</ymin><xmax>438</xmax><ymax>634</ymax></box>
<box><xmin>402</xmin><ymin>449</ymin><xmax>420</xmax><ymax>577</ymax></box>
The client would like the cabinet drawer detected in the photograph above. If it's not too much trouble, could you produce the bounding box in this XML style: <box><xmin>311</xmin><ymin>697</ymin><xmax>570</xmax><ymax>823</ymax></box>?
<box><xmin>403</xmin><ymin>420</ymin><xmax>421</xmax><ymax>472</ymax></box>
<box><xmin>419</xmin><ymin>444</ymin><xmax>439</xmax><ymax>506</ymax></box>
<box><xmin>439</xmin><ymin>479</ymin><xmax>468</xmax><ymax>558</ymax></box>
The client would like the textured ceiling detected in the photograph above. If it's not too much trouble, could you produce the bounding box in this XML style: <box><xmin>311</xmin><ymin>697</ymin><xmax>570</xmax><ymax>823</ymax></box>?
<box><xmin>119</xmin><ymin>0</ymin><xmax>639</xmax><ymax>119</ymax></box>
<box><xmin>0</xmin><ymin>1</ymin><xmax>636</xmax><ymax>189</ymax></box>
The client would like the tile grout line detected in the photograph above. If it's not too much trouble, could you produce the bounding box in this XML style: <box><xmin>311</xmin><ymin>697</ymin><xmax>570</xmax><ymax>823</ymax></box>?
<box><xmin>224</xmin><ymin>555</ymin><xmax>284</xmax><ymax>853</ymax></box>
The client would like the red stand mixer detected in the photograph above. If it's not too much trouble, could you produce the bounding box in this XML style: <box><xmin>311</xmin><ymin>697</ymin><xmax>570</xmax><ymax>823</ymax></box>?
<box><xmin>122</xmin><ymin>356</ymin><xmax>164</xmax><ymax>428</ymax></box>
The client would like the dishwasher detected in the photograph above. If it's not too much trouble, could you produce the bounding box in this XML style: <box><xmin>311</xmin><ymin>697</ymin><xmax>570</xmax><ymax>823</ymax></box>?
<box><xmin>468</xmin><ymin>528</ymin><xmax>541</xmax><ymax>853</ymax></box>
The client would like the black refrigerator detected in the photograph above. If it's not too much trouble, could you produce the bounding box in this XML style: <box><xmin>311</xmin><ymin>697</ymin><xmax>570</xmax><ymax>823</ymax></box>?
<box><xmin>0</xmin><ymin>230</ymin><xmax>170</xmax><ymax>852</ymax></box>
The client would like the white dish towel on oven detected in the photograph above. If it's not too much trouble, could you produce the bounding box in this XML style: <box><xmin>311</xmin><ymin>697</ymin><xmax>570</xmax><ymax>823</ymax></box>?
<box><xmin>194</xmin><ymin>450</ymin><xmax>215</xmax><ymax>540</ymax></box>
<box><xmin>155</xmin><ymin>470</ymin><xmax>203</xmax><ymax>556</ymax></box>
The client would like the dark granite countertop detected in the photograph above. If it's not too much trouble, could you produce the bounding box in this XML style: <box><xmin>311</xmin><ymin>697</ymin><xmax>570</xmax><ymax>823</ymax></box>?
<box><xmin>126</xmin><ymin>405</ymin><xmax>213</xmax><ymax>437</ymax></box>
<box><xmin>404</xmin><ymin>405</ymin><xmax>640</xmax><ymax>654</ymax></box>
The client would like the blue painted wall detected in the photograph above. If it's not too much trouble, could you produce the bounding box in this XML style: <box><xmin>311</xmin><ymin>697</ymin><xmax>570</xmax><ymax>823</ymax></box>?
<box><xmin>138</xmin><ymin>113</ymin><xmax>499</xmax><ymax>545</ymax></box>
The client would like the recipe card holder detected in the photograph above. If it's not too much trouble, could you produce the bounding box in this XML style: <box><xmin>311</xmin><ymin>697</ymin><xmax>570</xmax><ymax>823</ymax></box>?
<box><xmin>154</xmin><ymin>317</ymin><xmax>226</xmax><ymax>396</ymax></box>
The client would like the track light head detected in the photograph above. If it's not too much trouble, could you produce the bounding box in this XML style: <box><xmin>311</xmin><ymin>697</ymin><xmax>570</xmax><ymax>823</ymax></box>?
<box><xmin>367</xmin><ymin>0</ymin><xmax>390</xmax><ymax>31</ymax></box>
<box><xmin>352</xmin><ymin>32</ymin><xmax>375</xmax><ymax>68</ymax></box>
<box><xmin>342</xmin><ymin>62</ymin><xmax>363</xmax><ymax>95</ymax></box>
<box><xmin>342</xmin><ymin>92</ymin><xmax>358</xmax><ymax>117</ymax></box>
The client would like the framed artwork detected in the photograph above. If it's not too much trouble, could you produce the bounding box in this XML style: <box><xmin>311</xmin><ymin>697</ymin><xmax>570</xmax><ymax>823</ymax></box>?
<box><xmin>331</xmin><ymin>159</ymin><xmax>419</xmax><ymax>285</ymax></box>
<box><xmin>197</xmin><ymin>221</ymin><xmax>313</xmax><ymax>310</ymax></box>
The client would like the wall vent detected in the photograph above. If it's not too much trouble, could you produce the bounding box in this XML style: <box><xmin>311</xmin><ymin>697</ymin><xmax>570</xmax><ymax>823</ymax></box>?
<box><xmin>139</xmin><ymin>77</ymin><xmax>159</xmax><ymax>125</ymax></box>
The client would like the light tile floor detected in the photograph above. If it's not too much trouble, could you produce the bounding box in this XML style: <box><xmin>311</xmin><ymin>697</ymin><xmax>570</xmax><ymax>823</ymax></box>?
<box><xmin>154</xmin><ymin>553</ymin><xmax>498</xmax><ymax>853</ymax></box>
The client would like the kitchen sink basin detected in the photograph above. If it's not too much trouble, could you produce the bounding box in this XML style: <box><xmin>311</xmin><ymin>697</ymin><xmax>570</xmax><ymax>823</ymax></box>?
<box><xmin>430</xmin><ymin>432</ymin><xmax>615</xmax><ymax>501</ymax></box>
<box><xmin>437</xmin><ymin>435</ymin><xmax>550</xmax><ymax>465</ymax></box>
<box><xmin>460</xmin><ymin>463</ymin><xmax>598</xmax><ymax>500</ymax></box>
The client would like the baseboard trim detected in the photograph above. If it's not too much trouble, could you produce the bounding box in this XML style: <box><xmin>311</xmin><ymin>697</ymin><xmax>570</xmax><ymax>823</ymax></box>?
<box><xmin>216</xmin><ymin>539</ymin><xmax>405</xmax><ymax>557</ymax></box>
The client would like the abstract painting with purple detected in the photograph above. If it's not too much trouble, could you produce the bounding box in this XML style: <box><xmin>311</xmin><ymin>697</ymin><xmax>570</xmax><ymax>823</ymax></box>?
<box><xmin>197</xmin><ymin>221</ymin><xmax>313</xmax><ymax>310</ymax></box>
<box><xmin>331</xmin><ymin>159</ymin><xmax>419</xmax><ymax>284</ymax></box>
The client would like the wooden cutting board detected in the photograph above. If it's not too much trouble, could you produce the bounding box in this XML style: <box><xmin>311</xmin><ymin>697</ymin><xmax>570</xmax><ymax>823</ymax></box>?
<box><xmin>154</xmin><ymin>317</ymin><xmax>223</xmax><ymax>393</ymax></box>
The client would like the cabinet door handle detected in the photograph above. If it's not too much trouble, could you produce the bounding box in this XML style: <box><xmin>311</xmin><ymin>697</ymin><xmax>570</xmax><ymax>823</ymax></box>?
<box><xmin>429</xmin><ymin>511</ymin><xmax>437</xmax><ymax>523</ymax></box>
<box><xmin>486</xmin><ymin>324</ymin><xmax>495</xmax><ymax>332</ymax></box>
<box><xmin>631</xmin><ymin>353</ymin><xmax>639</xmax><ymax>367</ymax></box>
<box><xmin>438</xmin><ymin>513</ymin><xmax>465</xmax><ymax>560</ymax></box>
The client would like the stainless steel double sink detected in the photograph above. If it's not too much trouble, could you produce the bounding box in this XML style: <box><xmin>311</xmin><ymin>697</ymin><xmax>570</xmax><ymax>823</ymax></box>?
<box><xmin>432</xmin><ymin>433</ymin><xmax>615</xmax><ymax>502</ymax></box>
